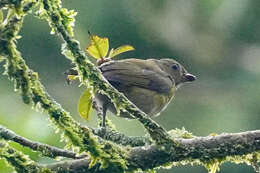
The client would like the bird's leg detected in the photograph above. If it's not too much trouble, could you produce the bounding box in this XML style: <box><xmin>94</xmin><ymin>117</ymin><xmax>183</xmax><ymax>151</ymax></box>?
<box><xmin>92</xmin><ymin>100</ymin><xmax>107</xmax><ymax>129</ymax></box>
<box><xmin>102</xmin><ymin>108</ymin><xmax>107</xmax><ymax>128</ymax></box>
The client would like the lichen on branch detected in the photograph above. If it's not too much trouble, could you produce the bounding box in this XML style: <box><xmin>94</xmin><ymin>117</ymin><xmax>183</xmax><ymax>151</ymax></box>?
<box><xmin>1</xmin><ymin>0</ymin><xmax>260</xmax><ymax>173</ymax></box>
<box><xmin>0</xmin><ymin>141</ymin><xmax>50</xmax><ymax>173</ymax></box>
<box><xmin>40</xmin><ymin>0</ymin><xmax>173</xmax><ymax>145</ymax></box>
<box><xmin>0</xmin><ymin>0</ymin><xmax>129</xmax><ymax>171</ymax></box>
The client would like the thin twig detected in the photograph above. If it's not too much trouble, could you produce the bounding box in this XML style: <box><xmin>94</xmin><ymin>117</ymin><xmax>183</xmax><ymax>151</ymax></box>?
<box><xmin>0</xmin><ymin>125</ymin><xmax>86</xmax><ymax>159</ymax></box>
<box><xmin>92</xmin><ymin>128</ymin><xmax>152</xmax><ymax>147</ymax></box>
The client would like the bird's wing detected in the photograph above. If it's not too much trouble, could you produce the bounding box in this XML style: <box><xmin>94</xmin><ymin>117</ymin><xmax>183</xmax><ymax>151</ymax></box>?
<box><xmin>99</xmin><ymin>59</ymin><xmax>174</xmax><ymax>93</ymax></box>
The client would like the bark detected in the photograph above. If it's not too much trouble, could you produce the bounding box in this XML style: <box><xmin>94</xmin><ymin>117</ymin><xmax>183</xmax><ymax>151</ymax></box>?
<box><xmin>40</xmin><ymin>130</ymin><xmax>260</xmax><ymax>172</ymax></box>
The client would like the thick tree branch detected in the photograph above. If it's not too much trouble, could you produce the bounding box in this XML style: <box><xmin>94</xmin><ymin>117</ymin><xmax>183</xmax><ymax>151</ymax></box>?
<box><xmin>39</xmin><ymin>130</ymin><xmax>260</xmax><ymax>172</ymax></box>
<box><xmin>128</xmin><ymin>130</ymin><xmax>260</xmax><ymax>170</ymax></box>
<box><xmin>3</xmin><ymin>122</ymin><xmax>260</xmax><ymax>173</ymax></box>
<box><xmin>45</xmin><ymin>159</ymin><xmax>92</xmax><ymax>173</ymax></box>
<box><xmin>0</xmin><ymin>125</ymin><xmax>86</xmax><ymax>159</ymax></box>
<box><xmin>45</xmin><ymin>159</ymin><xmax>122</xmax><ymax>173</ymax></box>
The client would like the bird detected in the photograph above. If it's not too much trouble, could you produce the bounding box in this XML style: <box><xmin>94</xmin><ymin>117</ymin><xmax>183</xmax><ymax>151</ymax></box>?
<box><xmin>93</xmin><ymin>58</ymin><xmax>196</xmax><ymax>127</ymax></box>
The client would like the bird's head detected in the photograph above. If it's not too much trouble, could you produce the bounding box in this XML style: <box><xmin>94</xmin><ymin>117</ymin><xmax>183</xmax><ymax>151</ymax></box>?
<box><xmin>157</xmin><ymin>58</ymin><xmax>196</xmax><ymax>88</ymax></box>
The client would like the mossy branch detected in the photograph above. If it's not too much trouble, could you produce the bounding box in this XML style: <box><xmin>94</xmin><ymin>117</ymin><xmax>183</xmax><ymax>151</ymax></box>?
<box><xmin>1</xmin><ymin>0</ymin><xmax>260</xmax><ymax>173</ymax></box>
<box><xmin>2</xmin><ymin>130</ymin><xmax>260</xmax><ymax>173</ymax></box>
<box><xmin>0</xmin><ymin>141</ymin><xmax>51</xmax><ymax>173</ymax></box>
<box><xmin>92</xmin><ymin>128</ymin><xmax>152</xmax><ymax>147</ymax></box>
<box><xmin>0</xmin><ymin>125</ymin><xmax>86</xmax><ymax>159</ymax></box>
<box><xmin>0</xmin><ymin>0</ymin><xmax>130</xmax><ymax>171</ymax></box>
<box><xmin>39</xmin><ymin>130</ymin><xmax>260</xmax><ymax>172</ymax></box>
<box><xmin>41</xmin><ymin>0</ymin><xmax>172</xmax><ymax>145</ymax></box>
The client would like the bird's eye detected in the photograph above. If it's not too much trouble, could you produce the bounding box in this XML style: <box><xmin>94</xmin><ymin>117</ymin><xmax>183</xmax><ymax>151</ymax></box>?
<box><xmin>172</xmin><ymin>64</ymin><xmax>179</xmax><ymax>70</ymax></box>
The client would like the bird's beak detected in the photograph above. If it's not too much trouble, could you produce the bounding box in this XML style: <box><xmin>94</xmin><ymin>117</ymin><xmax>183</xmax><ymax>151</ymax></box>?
<box><xmin>184</xmin><ymin>73</ymin><xmax>196</xmax><ymax>82</ymax></box>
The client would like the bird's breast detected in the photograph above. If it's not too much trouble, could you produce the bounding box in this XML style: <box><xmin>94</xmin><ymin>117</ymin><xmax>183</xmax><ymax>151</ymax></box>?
<box><xmin>123</xmin><ymin>86</ymin><xmax>175</xmax><ymax>116</ymax></box>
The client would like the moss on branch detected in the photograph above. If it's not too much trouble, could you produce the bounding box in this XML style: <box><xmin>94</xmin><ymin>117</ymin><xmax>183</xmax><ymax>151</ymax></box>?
<box><xmin>0</xmin><ymin>125</ymin><xmax>87</xmax><ymax>159</ymax></box>
<box><xmin>1</xmin><ymin>0</ymin><xmax>260</xmax><ymax>173</ymax></box>
<box><xmin>92</xmin><ymin>128</ymin><xmax>152</xmax><ymax>147</ymax></box>
<box><xmin>21</xmin><ymin>130</ymin><xmax>260</xmax><ymax>173</ymax></box>
<box><xmin>0</xmin><ymin>0</ymin><xmax>129</xmax><ymax>171</ymax></box>
<box><xmin>0</xmin><ymin>141</ymin><xmax>52</xmax><ymax>173</ymax></box>
<box><xmin>40</xmin><ymin>0</ymin><xmax>172</xmax><ymax>145</ymax></box>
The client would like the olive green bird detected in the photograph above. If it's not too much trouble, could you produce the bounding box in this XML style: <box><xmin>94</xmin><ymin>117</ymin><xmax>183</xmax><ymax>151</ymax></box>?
<box><xmin>93</xmin><ymin>58</ymin><xmax>196</xmax><ymax>127</ymax></box>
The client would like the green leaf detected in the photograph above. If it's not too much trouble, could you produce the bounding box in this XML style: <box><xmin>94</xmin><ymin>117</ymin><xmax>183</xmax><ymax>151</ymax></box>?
<box><xmin>78</xmin><ymin>89</ymin><xmax>93</xmax><ymax>121</ymax></box>
<box><xmin>110</xmin><ymin>45</ymin><xmax>135</xmax><ymax>58</ymax></box>
<box><xmin>86</xmin><ymin>34</ymin><xmax>109</xmax><ymax>59</ymax></box>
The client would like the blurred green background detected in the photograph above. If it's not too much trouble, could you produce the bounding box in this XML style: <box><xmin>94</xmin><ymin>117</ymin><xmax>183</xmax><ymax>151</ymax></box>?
<box><xmin>1</xmin><ymin>0</ymin><xmax>260</xmax><ymax>172</ymax></box>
